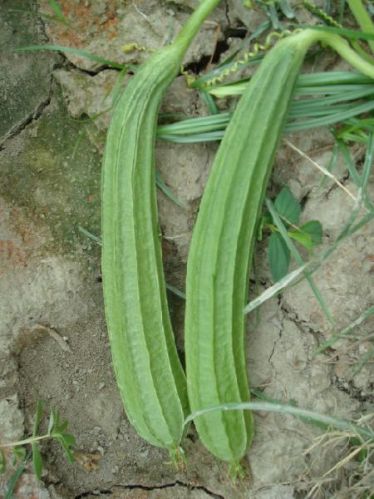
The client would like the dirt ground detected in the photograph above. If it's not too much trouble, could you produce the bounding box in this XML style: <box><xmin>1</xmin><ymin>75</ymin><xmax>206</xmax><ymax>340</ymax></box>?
<box><xmin>0</xmin><ymin>1</ymin><xmax>373</xmax><ymax>498</ymax></box>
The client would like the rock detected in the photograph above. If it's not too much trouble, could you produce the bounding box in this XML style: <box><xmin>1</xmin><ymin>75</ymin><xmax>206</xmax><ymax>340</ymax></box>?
<box><xmin>0</xmin><ymin>394</ymin><xmax>24</xmax><ymax>442</ymax></box>
<box><xmin>0</xmin><ymin>0</ymin><xmax>57</xmax><ymax>142</ymax></box>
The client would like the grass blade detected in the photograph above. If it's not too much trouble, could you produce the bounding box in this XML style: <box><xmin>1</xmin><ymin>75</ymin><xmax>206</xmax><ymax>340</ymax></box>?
<box><xmin>166</xmin><ymin>283</ymin><xmax>186</xmax><ymax>300</ymax></box>
<box><xmin>185</xmin><ymin>401</ymin><xmax>374</xmax><ymax>442</ymax></box>
<box><xmin>5</xmin><ymin>455</ymin><xmax>30</xmax><ymax>499</ymax></box>
<box><xmin>285</xmin><ymin>100</ymin><xmax>374</xmax><ymax>132</ymax></box>
<box><xmin>158</xmin><ymin>73</ymin><xmax>374</xmax><ymax>142</ymax></box>
<box><xmin>315</xmin><ymin>306</ymin><xmax>374</xmax><ymax>353</ymax></box>
<box><xmin>32</xmin><ymin>401</ymin><xmax>44</xmax><ymax>438</ymax></box>
<box><xmin>155</xmin><ymin>171</ymin><xmax>187</xmax><ymax>209</ymax></box>
<box><xmin>32</xmin><ymin>444</ymin><xmax>43</xmax><ymax>480</ymax></box>
<box><xmin>244</xmin><ymin>264</ymin><xmax>308</xmax><ymax>314</ymax></box>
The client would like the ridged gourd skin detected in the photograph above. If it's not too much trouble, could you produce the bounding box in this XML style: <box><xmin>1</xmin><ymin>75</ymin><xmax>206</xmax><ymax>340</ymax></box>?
<box><xmin>101</xmin><ymin>0</ymin><xmax>222</xmax><ymax>452</ymax></box>
<box><xmin>185</xmin><ymin>30</ymin><xmax>321</xmax><ymax>465</ymax></box>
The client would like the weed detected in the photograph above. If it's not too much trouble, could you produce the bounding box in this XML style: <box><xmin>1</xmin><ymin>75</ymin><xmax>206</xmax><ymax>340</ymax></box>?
<box><xmin>0</xmin><ymin>402</ymin><xmax>75</xmax><ymax>496</ymax></box>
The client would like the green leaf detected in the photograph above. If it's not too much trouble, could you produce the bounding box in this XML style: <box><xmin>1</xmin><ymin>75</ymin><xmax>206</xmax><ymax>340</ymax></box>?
<box><xmin>279</xmin><ymin>0</ymin><xmax>296</xmax><ymax>18</ymax></box>
<box><xmin>280</xmin><ymin>218</ymin><xmax>322</xmax><ymax>252</ymax></box>
<box><xmin>55</xmin><ymin>434</ymin><xmax>75</xmax><ymax>464</ymax></box>
<box><xmin>48</xmin><ymin>0</ymin><xmax>65</xmax><ymax>20</ymax></box>
<box><xmin>268</xmin><ymin>232</ymin><xmax>290</xmax><ymax>282</ymax></box>
<box><xmin>166</xmin><ymin>283</ymin><xmax>186</xmax><ymax>300</ymax></box>
<box><xmin>33</xmin><ymin>401</ymin><xmax>44</xmax><ymax>437</ymax></box>
<box><xmin>200</xmin><ymin>90</ymin><xmax>219</xmax><ymax>115</ymax></box>
<box><xmin>57</xmin><ymin>420</ymin><xmax>69</xmax><ymax>433</ymax></box>
<box><xmin>5</xmin><ymin>460</ymin><xmax>28</xmax><ymax>499</ymax></box>
<box><xmin>32</xmin><ymin>444</ymin><xmax>43</xmax><ymax>480</ymax></box>
<box><xmin>49</xmin><ymin>410</ymin><xmax>76</xmax><ymax>464</ymax></box>
<box><xmin>288</xmin><ymin>229</ymin><xmax>313</xmax><ymax>249</ymax></box>
<box><xmin>0</xmin><ymin>449</ymin><xmax>6</xmax><ymax>473</ymax></box>
<box><xmin>266</xmin><ymin>198</ymin><xmax>334</xmax><ymax>323</ymax></box>
<box><xmin>155</xmin><ymin>171</ymin><xmax>186</xmax><ymax>209</ymax></box>
<box><xmin>274</xmin><ymin>187</ymin><xmax>301</xmax><ymax>225</ymax></box>
<box><xmin>47</xmin><ymin>410</ymin><xmax>55</xmax><ymax>435</ymax></box>
<box><xmin>12</xmin><ymin>446</ymin><xmax>26</xmax><ymax>465</ymax></box>
<box><xmin>60</xmin><ymin>433</ymin><xmax>76</xmax><ymax>447</ymax></box>
<box><xmin>49</xmin><ymin>409</ymin><xmax>68</xmax><ymax>434</ymax></box>
<box><xmin>258</xmin><ymin>212</ymin><xmax>272</xmax><ymax>241</ymax></box>
<box><xmin>300</xmin><ymin>220</ymin><xmax>323</xmax><ymax>246</ymax></box>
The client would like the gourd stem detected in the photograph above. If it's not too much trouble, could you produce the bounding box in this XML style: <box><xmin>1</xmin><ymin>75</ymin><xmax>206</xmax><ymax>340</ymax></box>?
<box><xmin>278</xmin><ymin>29</ymin><xmax>374</xmax><ymax>80</ymax></box>
<box><xmin>174</xmin><ymin>0</ymin><xmax>222</xmax><ymax>54</ymax></box>
<box><xmin>320</xmin><ymin>32</ymin><xmax>374</xmax><ymax>78</ymax></box>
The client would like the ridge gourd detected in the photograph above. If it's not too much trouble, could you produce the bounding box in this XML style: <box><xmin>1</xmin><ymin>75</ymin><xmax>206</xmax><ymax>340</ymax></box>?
<box><xmin>101</xmin><ymin>0</ymin><xmax>222</xmax><ymax>456</ymax></box>
<box><xmin>185</xmin><ymin>29</ymin><xmax>327</xmax><ymax>470</ymax></box>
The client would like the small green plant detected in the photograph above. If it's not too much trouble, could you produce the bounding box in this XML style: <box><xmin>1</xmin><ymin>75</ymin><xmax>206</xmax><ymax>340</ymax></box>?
<box><xmin>0</xmin><ymin>401</ymin><xmax>75</xmax><ymax>489</ymax></box>
<box><xmin>260</xmin><ymin>186</ymin><xmax>323</xmax><ymax>282</ymax></box>
<box><xmin>252</xmin><ymin>0</ymin><xmax>297</xmax><ymax>29</ymax></box>
<box><xmin>44</xmin><ymin>0</ymin><xmax>70</xmax><ymax>27</ymax></box>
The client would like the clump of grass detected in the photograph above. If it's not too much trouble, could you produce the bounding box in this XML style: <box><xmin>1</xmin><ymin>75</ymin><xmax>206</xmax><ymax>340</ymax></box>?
<box><xmin>0</xmin><ymin>402</ymin><xmax>75</xmax><ymax>497</ymax></box>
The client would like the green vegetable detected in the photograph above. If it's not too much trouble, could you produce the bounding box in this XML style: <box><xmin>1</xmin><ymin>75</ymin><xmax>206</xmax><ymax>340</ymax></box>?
<box><xmin>185</xmin><ymin>23</ymin><xmax>374</xmax><ymax>470</ymax></box>
<box><xmin>101</xmin><ymin>0</ymin><xmax>222</xmax><ymax>456</ymax></box>
<box><xmin>184</xmin><ymin>29</ymin><xmax>326</xmax><ymax>471</ymax></box>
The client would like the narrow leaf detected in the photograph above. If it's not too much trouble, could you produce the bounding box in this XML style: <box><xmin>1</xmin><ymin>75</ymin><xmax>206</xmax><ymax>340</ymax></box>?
<box><xmin>33</xmin><ymin>401</ymin><xmax>44</xmax><ymax>437</ymax></box>
<box><xmin>200</xmin><ymin>90</ymin><xmax>219</xmax><ymax>115</ymax></box>
<box><xmin>0</xmin><ymin>449</ymin><xmax>6</xmax><ymax>473</ymax></box>
<box><xmin>48</xmin><ymin>0</ymin><xmax>65</xmax><ymax>20</ymax></box>
<box><xmin>185</xmin><ymin>401</ymin><xmax>374</xmax><ymax>442</ymax></box>
<box><xmin>5</xmin><ymin>459</ymin><xmax>28</xmax><ymax>499</ymax></box>
<box><xmin>155</xmin><ymin>171</ymin><xmax>186</xmax><ymax>208</ymax></box>
<box><xmin>47</xmin><ymin>410</ymin><xmax>55</xmax><ymax>435</ymax></box>
<box><xmin>315</xmin><ymin>306</ymin><xmax>374</xmax><ymax>353</ymax></box>
<box><xmin>32</xmin><ymin>444</ymin><xmax>43</xmax><ymax>480</ymax></box>
<box><xmin>244</xmin><ymin>263</ymin><xmax>308</xmax><ymax>314</ymax></box>
<box><xmin>166</xmin><ymin>283</ymin><xmax>186</xmax><ymax>300</ymax></box>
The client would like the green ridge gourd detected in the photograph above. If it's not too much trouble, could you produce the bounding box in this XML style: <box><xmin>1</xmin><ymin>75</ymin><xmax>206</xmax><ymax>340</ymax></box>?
<box><xmin>185</xmin><ymin>29</ymin><xmax>326</xmax><ymax>469</ymax></box>
<box><xmin>101</xmin><ymin>0</ymin><xmax>222</xmax><ymax>455</ymax></box>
